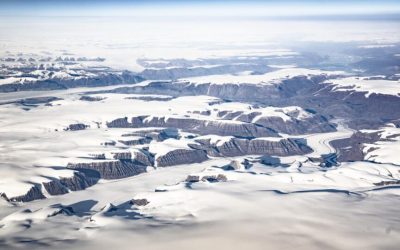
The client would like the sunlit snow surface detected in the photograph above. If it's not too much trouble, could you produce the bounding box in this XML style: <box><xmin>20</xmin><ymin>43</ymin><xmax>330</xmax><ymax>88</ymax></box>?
<box><xmin>0</xmin><ymin>16</ymin><xmax>400</xmax><ymax>250</ymax></box>
<box><xmin>326</xmin><ymin>77</ymin><xmax>400</xmax><ymax>97</ymax></box>
<box><xmin>182</xmin><ymin>68</ymin><xmax>345</xmax><ymax>85</ymax></box>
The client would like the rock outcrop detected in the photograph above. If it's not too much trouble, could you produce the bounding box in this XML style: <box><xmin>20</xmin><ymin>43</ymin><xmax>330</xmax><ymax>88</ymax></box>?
<box><xmin>330</xmin><ymin>131</ymin><xmax>381</xmax><ymax>162</ymax></box>
<box><xmin>130</xmin><ymin>198</ymin><xmax>150</xmax><ymax>206</ymax></box>
<box><xmin>63</xmin><ymin>171</ymin><xmax>99</xmax><ymax>191</ymax></box>
<box><xmin>132</xmin><ymin>149</ymin><xmax>154</xmax><ymax>166</ymax></box>
<box><xmin>138</xmin><ymin>64</ymin><xmax>272</xmax><ymax>80</ymax></box>
<box><xmin>112</xmin><ymin>152</ymin><xmax>132</xmax><ymax>160</ymax></box>
<box><xmin>186</xmin><ymin>174</ymin><xmax>228</xmax><ymax>183</ymax></box>
<box><xmin>107</xmin><ymin>116</ymin><xmax>278</xmax><ymax>138</ymax></box>
<box><xmin>79</xmin><ymin>95</ymin><xmax>106</xmax><ymax>102</ymax></box>
<box><xmin>118</xmin><ymin>137</ymin><xmax>151</xmax><ymax>146</ymax></box>
<box><xmin>67</xmin><ymin>160</ymin><xmax>146</xmax><ymax>179</ymax></box>
<box><xmin>194</xmin><ymin>137</ymin><xmax>312</xmax><ymax>157</ymax></box>
<box><xmin>220</xmin><ymin>111</ymin><xmax>335</xmax><ymax>134</ymax></box>
<box><xmin>105</xmin><ymin>76</ymin><xmax>400</xmax><ymax>128</ymax></box>
<box><xmin>65</xmin><ymin>123</ymin><xmax>89</xmax><ymax>131</ymax></box>
<box><xmin>8</xmin><ymin>185</ymin><xmax>46</xmax><ymax>203</ymax></box>
<box><xmin>0</xmin><ymin>96</ymin><xmax>62</xmax><ymax>106</ymax></box>
<box><xmin>155</xmin><ymin>148</ymin><xmax>208</xmax><ymax>167</ymax></box>
<box><xmin>223</xmin><ymin>160</ymin><xmax>246</xmax><ymax>171</ymax></box>
<box><xmin>0</xmin><ymin>72</ymin><xmax>144</xmax><ymax>93</ymax></box>
<box><xmin>43</xmin><ymin>171</ymin><xmax>99</xmax><ymax>195</ymax></box>
<box><xmin>121</xmin><ymin>128</ymin><xmax>180</xmax><ymax>142</ymax></box>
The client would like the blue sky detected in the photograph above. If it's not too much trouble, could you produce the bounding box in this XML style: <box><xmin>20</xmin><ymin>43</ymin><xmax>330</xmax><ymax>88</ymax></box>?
<box><xmin>1</xmin><ymin>0</ymin><xmax>400</xmax><ymax>17</ymax></box>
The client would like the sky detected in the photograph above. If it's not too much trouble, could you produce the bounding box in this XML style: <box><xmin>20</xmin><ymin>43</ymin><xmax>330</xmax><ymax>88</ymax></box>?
<box><xmin>1</xmin><ymin>0</ymin><xmax>400</xmax><ymax>17</ymax></box>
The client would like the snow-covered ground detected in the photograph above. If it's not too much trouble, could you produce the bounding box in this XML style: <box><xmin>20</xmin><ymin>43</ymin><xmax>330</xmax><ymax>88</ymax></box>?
<box><xmin>0</xmin><ymin>15</ymin><xmax>400</xmax><ymax>250</ymax></box>
<box><xmin>0</xmin><ymin>156</ymin><xmax>399</xmax><ymax>250</ymax></box>
<box><xmin>326</xmin><ymin>77</ymin><xmax>400</xmax><ymax>97</ymax></box>
<box><xmin>0</xmin><ymin>86</ymin><xmax>399</xmax><ymax>250</ymax></box>
<box><xmin>0</xmin><ymin>90</ymin><xmax>326</xmax><ymax>198</ymax></box>
<box><xmin>364</xmin><ymin>124</ymin><xmax>400</xmax><ymax>165</ymax></box>
<box><xmin>182</xmin><ymin>68</ymin><xmax>345</xmax><ymax>85</ymax></box>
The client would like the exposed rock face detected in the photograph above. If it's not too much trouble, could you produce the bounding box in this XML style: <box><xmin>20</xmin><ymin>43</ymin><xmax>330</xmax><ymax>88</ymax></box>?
<box><xmin>112</xmin><ymin>152</ymin><xmax>132</xmax><ymax>160</ymax></box>
<box><xmin>130</xmin><ymin>198</ymin><xmax>150</xmax><ymax>206</ymax></box>
<box><xmin>260</xmin><ymin>155</ymin><xmax>283</xmax><ymax>166</ymax></box>
<box><xmin>0</xmin><ymin>192</ymin><xmax>9</xmax><ymax>201</ymax></box>
<box><xmin>212</xmin><ymin>105</ymin><xmax>336</xmax><ymax>136</ymax></box>
<box><xmin>186</xmin><ymin>175</ymin><xmax>201</xmax><ymax>182</ymax></box>
<box><xmin>43</xmin><ymin>172</ymin><xmax>99</xmax><ymax>195</ymax></box>
<box><xmin>59</xmin><ymin>172</ymin><xmax>99</xmax><ymax>192</ymax></box>
<box><xmin>330</xmin><ymin>131</ymin><xmax>381</xmax><ymax>162</ymax></box>
<box><xmin>0</xmin><ymin>72</ymin><xmax>144</xmax><ymax>93</ymax></box>
<box><xmin>133</xmin><ymin>149</ymin><xmax>154</xmax><ymax>166</ymax></box>
<box><xmin>106</xmin><ymin>117</ymin><xmax>131</xmax><ymax>127</ymax></box>
<box><xmin>89</xmin><ymin>153</ymin><xmax>106</xmax><ymax>159</ymax></box>
<box><xmin>138</xmin><ymin>64</ymin><xmax>272</xmax><ymax>80</ymax></box>
<box><xmin>65</xmin><ymin>123</ymin><xmax>89</xmax><ymax>131</ymax></box>
<box><xmin>223</xmin><ymin>160</ymin><xmax>244</xmax><ymax>171</ymax></box>
<box><xmin>319</xmin><ymin>153</ymin><xmax>338</xmax><ymax>168</ymax></box>
<box><xmin>242</xmin><ymin>159</ymin><xmax>252</xmax><ymax>169</ymax></box>
<box><xmin>202</xmin><ymin>174</ymin><xmax>228</xmax><ymax>182</ymax></box>
<box><xmin>106</xmin><ymin>77</ymin><xmax>400</xmax><ymax>129</ymax></box>
<box><xmin>3</xmin><ymin>171</ymin><xmax>99</xmax><ymax>203</ymax></box>
<box><xmin>8</xmin><ymin>185</ymin><xmax>46</xmax><ymax>203</ymax></box>
<box><xmin>239</xmin><ymin>114</ymin><xmax>334</xmax><ymax>134</ymax></box>
<box><xmin>42</xmin><ymin>179</ymin><xmax>68</xmax><ymax>195</ymax></box>
<box><xmin>79</xmin><ymin>95</ymin><xmax>106</xmax><ymax>102</ymax></box>
<box><xmin>118</xmin><ymin>137</ymin><xmax>151</xmax><ymax>146</ymax></box>
<box><xmin>156</xmin><ymin>149</ymin><xmax>209</xmax><ymax>167</ymax></box>
<box><xmin>374</xmin><ymin>180</ymin><xmax>400</xmax><ymax>186</ymax></box>
<box><xmin>318</xmin><ymin>84</ymin><xmax>400</xmax><ymax>122</ymax></box>
<box><xmin>125</xmin><ymin>95</ymin><xmax>174</xmax><ymax>101</ymax></box>
<box><xmin>104</xmin><ymin>141</ymin><xmax>117</xmax><ymax>146</ymax></box>
<box><xmin>48</xmin><ymin>206</ymin><xmax>75</xmax><ymax>217</ymax></box>
<box><xmin>107</xmin><ymin>116</ymin><xmax>278</xmax><ymax>138</ymax></box>
<box><xmin>246</xmin><ymin>138</ymin><xmax>311</xmax><ymax>155</ymax></box>
<box><xmin>107</xmin><ymin>76</ymin><xmax>319</xmax><ymax>103</ymax></box>
<box><xmin>194</xmin><ymin>137</ymin><xmax>312</xmax><ymax>157</ymax></box>
<box><xmin>186</xmin><ymin>174</ymin><xmax>228</xmax><ymax>183</ymax></box>
<box><xmin>0</xmin><ymin>96</ymin><xmax>62</xmax><ymax>106</ymax></box>
<box><xmin>67</xmin><ymin>160</ymin><xmax>146</xmax><ymax>179</ymax></box>
<box><xmin>121</xmin><ymin>128</ymin><xmax>180</xmax><ymax>142</ymax></box>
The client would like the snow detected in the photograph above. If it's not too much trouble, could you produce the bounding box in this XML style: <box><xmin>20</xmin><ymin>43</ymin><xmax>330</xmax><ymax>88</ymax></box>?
<box><xmin>0</xmin><ymin>105</ymin><xmax>399</xmax><ymax>249</ymax></box>
<box><xmin>253</xmin><ymin>137</ymin><xmax>285</xmax><ymax>142</ymax></box>
<box><xmin>0</xmin><ymin>91</ymin><xmax>232</xmax><ymax>197</ymax></box>
<box><xmin>0</xmin><ymin>16</ymin><xmax>400</xmax><ymax>250</ymax></box>
<box><xmin>0</xmin><ymin>76</ymin><xmax>37</xmax><ymax>85</ymax></box>
<box><xmin>188</xmin><ymin>64</ymin><xmax>223</xmax><ymax>69</ymax></box>
<box><xmin>2</xmin><ymin>156</ymin><xmax>399</xmax><ymax>250</ymax></box>
<box><xmin>363</xmin><ymin>125</ymin><xmax>400</xmax><ymax>165</ymax></box>
<box><xmin>149</xmin><ymin>138</ymin><xmax>193</xmax><ymax>156</ymax></box>
<box><xmin>142</xmin><ymin>60</ymin><xmax>170</xmax><ymax>64</ymax></box>
<box><xmin>0</xmin><ymin>89</ymin><xmax>347</xmax><ymax>198</ymax></box>
<box><xmin>211</xmin><ymin>102</ymin><xmax>313</xmax><ymax>122</ymax></box>
<box><xmin>0</xmin><ymin>62</ymin><xmax>104</xmax><ymax>87</ymax></box>
<box><xmin>182</xmin><ymin>68</ymin><xmax>345</xmax><ymax>85</ymax></box>
<box><xmin>365</xmin><ymin>140</ymin><xmax>400</xmax><ymax>165</ymax></box>
<box><xmin>290</xmin><ymin>120</ymin><xmax>354</xmax><ymax>158</ymax></box>
<box><xmin>0</xmin><ymin>88</ymin><xmax>357</xmax><ymax>199</ymax></box>
<box><xmin>326</xmin><ymin>77</ymin><xmax>400</xmax><ymax>97</ymax></box>
<box><xmin>268</xmin><ymin>64</ymin><xmax>297</xmax><ymax>68</ymax></box>
<box><xmin>195</xmin><ymin>135</ymin><xmax>234</xmax><ymax>146</ymax></box>
<box><xmin>359</xmin><ymin>44</ymin><xmax>396</xmax><ymax>48</ymax></box>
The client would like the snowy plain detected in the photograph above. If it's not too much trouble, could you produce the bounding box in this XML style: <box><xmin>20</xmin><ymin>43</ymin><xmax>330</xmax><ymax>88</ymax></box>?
<box><xmin>0</xmin><ymin>16</ymin><xmax>400</xmax><ymax>250</ymax></box>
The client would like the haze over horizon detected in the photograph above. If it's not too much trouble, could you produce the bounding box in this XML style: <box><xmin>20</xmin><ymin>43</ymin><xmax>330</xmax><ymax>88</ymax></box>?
<box><xmin>1</xmin><ymin>0</ymin><xmax>400</xmax><ymax>18</ymax></box>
